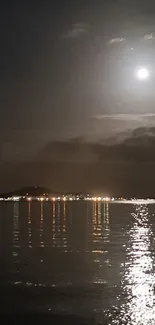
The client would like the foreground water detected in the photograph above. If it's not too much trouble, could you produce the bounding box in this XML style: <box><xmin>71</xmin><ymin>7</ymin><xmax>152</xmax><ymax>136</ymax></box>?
<box><xmin>0</xmin><ymin>201</ymin><xmax>155</xmax><ymax>324</ymax></box>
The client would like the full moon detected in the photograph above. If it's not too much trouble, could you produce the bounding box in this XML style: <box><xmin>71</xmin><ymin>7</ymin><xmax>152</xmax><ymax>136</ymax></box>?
<box><xmin>136</xmin><ymin>68</ymin><xmax>149</xmax><ymax>80</ymax></box>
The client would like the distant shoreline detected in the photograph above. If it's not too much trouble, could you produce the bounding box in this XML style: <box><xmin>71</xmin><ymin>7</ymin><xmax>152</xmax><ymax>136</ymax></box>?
<box><xmin>0</xmin><ymin>196</ymin><xmax>155</xmax><ymax>204</ymax></box>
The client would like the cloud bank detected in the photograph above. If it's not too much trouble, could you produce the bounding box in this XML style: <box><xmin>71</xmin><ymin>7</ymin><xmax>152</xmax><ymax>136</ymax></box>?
<box><xmin>37</xmin><ymin>127</ymin><xmax>155</xmax><ymax>163</ymax></box>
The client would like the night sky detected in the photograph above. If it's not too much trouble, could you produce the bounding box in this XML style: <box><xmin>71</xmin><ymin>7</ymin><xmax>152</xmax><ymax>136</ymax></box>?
<box><xmin>1</xmin><ymin>0</ymin><xmax>155</xmax><ymax>196</ymax></box>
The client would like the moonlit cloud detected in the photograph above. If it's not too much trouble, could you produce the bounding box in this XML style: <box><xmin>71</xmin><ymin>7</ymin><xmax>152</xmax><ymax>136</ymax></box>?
<box><xmin>63</xmin><ymin>23</ymin><xmax>89</xmax><ymax>39</ymax></box>
<box><xmin>93</xmin><ymin>113</ymin><xmax>155</xmax><ymax>122</ymax></box>
<box><xmin>107</xmin><ymin>33</ymin><xmax>155</xmax><ymax>45</ymax></box>
<box><xmin>108</xmin><ymin>37</ymin><xmax>126</xmax><ymax>44</ymax></box>
<box><xmin>144</xmin><ymin>33</ymin><xmax>154</xmax><ymax>40</ymax></box>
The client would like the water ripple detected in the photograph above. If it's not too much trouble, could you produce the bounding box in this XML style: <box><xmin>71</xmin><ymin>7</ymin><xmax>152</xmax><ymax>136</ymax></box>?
<box><xmin>111</xmin><ymin>204</ymin><xmax>155</xmax><ymax>325</ymax></box>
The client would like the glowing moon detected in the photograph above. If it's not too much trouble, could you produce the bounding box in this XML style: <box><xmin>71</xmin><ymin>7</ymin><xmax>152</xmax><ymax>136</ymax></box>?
<box><xmin>136</xmin><ymin>68</ymin><xmax>149</xmax><ymax>80</ymax></box>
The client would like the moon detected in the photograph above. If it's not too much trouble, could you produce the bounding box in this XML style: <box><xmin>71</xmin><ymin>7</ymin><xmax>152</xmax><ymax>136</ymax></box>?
<box><xmin>136</xmin><ymin>68</ymin><xmax>149</xmax><ymax>80</ymax></box>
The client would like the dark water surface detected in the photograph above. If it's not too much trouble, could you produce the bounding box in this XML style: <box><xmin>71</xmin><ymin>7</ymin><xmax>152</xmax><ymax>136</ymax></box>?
<box><xmin>0</xmin><ymin>201</ymin><xmax>155</xmax><ymax>324</ymax></box>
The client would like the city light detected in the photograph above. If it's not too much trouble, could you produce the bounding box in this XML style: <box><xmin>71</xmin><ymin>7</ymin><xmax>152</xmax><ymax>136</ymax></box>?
<box><xmin>12</xmin><ymin>196</ymin><xmax>21</xmax><ymax>201</ymax></box>
<box><xmin>0</xmin><ymin>194</ymin><xmax>154</xmax><ymax>203</ymax></box>
<box><xmin>103</xmin><ymin>197</ymin><xmax>110</xmax><ymax>202</ymax></box>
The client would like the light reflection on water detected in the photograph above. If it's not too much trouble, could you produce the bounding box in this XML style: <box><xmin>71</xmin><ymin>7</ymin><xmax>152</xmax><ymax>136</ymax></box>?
<box><xmin>28</xmin><ymin>202</ymin><xmax>32</xmax><ymax>248</ymax></box>
<box><xmin>12</xmin><ymin>202</ymin><xmax>20</xmax><ymax>262</ymax></box>
<box><xmin>113</xmin><ymin>204</ymin><xmax>155</xmax><ymax>324</ymax></box>
<box><xmin>1</xmin><ymin>201</ymin><xmax>155</xmax><ymax>321</ymax></box>
<box><xmin>40</xmin><ymin>202</ymin><xmax>44</xmax><ymax>248</ymax></box>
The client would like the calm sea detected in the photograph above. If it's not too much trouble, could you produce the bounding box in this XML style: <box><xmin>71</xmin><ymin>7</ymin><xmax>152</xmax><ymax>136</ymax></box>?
<box><xmin>0</xmin><ymin>201</ymin><xmax>155</xmax><ymax>324</ymax></box>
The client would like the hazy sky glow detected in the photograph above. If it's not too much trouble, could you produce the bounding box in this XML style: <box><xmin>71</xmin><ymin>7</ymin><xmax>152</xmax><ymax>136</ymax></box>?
<box><xmin>1</xmin><ymin>0</ymin><xmax>155</xmax><ymax>194</ymax></box>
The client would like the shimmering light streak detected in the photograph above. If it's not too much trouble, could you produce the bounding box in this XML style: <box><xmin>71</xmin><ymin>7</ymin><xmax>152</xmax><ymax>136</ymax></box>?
<box><xmin>114</xmin><ymin>205</ymin><xmax>155</xmax><ymax>324</ymax></box>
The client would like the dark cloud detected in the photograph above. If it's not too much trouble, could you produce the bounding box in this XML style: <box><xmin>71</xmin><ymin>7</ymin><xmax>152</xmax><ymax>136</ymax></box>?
<box><xmin>2</xmin><ymin>126</ymin><xmax>155</xmax><ymax>165</ymax></box>
<box><xmin>1</xmin><ymin>127</ymin><xmax>155</xmax><ymax>196</ymax></box>
<box><xmin>37</xmin><ymin>127</ymin><xmax>155</xmax><ymax>164</ymax></box>
<box><xmin>132</xmin><ymin>126</ymin><xmax>155</xmax><ymax>137</ymax></box>
<box><xmin>37</xmin><ymin>138</ymin><xmax>98</xmax><ymax>163</ymax></box>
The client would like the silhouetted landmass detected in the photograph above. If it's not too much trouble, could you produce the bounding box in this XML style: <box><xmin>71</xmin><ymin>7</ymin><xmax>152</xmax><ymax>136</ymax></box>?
<box><xmin>0</xmin><ymin>187</ymin><xmax>91</xmax><ymax>198</ymax></box>
<box><xmin>0</xmin><ymin>186</ymin><xmax>61</xmax><ymax>198</ymax></box>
